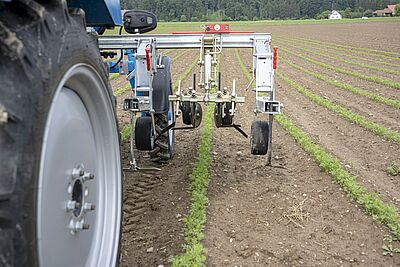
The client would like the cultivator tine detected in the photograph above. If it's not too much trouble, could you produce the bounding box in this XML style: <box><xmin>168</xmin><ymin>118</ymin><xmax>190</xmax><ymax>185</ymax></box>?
<box><xmin>266</xmin><ymin>115</ymin><xmax>274</xmax><ymax>166</ymax></box>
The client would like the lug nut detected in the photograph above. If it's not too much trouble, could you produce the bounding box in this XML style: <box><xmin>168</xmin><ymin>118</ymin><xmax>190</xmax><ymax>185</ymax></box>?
<box><xmin>71</xmin><ymin>167</ymin><xmax>84</xmax><ymax>179</ymax></box>
<box><xmin>66</xmin><ymin>200</ymin><xmax>79</xmax><ymax>211</ymax></box>
<box><xmin>82</xmin><ymin>172</ymin><xmax>95</xmax><ymax>182</ymax></box>
<box><xmin>83</xmin><ymin>202</ymin><xmax>96</xmax><ymax>212</ymax></box>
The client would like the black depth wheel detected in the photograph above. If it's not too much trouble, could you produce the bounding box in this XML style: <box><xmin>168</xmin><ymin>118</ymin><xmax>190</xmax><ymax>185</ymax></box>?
<box><xmin>181</xmin><ymin>101</ymin><xmax>192</xmax><ymax>125</ymax></box>
<box><xmin>214</xmin><ymin>103</ymin><xmax>223</xmax><ymax>128</ymax></box>
<box><xmin>0</xmin><ymin>2</ymin><xmax>122</xmax><ymax>266</ymax></box>
<box><xmin>222</xmin><ymin>102</ymin><xmax>233</xmax><ymax>125</ymax></box>
<box><xmin>135</xmin><ymin>117</ymin><xmax>154</xmax><ymax>150</ymax></box>
<box><xmin>250</xmin><ymin>120</ymin><xmax>270</xmax><ymax>155</ymax></box>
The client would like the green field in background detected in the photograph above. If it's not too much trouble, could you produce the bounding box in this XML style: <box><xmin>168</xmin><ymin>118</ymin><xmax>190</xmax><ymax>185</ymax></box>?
<box><xmin>106</xmin><ymin>17</ymin><xmax>400</xmax><ymax>34</ymax></box>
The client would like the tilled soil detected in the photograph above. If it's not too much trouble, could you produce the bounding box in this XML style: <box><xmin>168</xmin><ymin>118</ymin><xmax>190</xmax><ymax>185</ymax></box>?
<box><xmin>204</xmin><ymin>49</ymin><xmax>399</xmax><ymax>266</ymax></box>
<box><xmin>243</xmin><ymin>22</ymin><xmax>400</xmax><ymax>53</ymax></box>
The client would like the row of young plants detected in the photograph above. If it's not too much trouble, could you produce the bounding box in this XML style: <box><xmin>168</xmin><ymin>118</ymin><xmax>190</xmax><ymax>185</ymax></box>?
<box><xmin>291</xmin><ymin>35</ymin><xmax>400</xmax><ymax>58</ymax></box>
<box><xmin>281</xmin><ymin>59</ymin><xmax>400</xmax><ymax>110</ymax></box>
<box><xmin>275</xmin><ymin>35</ymin><xmax>400</xmax><ymax>69</ymax></box>
<box><xmin>276</xmin><ymin>34</ymin><xmax>400</xmax><ymax>61</ymax></box>
<box><xmin>234</xmin><ymin>48</ymin><xmax>400</xmax><ymax>238</ymax></box>
<box><xmin>171</xmin><ymin>55</ymin><xmax>221</xmax><ymax>266</ymax></box>
<box><xmin>275</xmin><ymin>39</ymin><xmax>400</xmax><ymax>76</ymax></box>
<box><xmin>278</xmin><ymin>72</ymin><xmax>400</xmax><ymax>144</ymax></box>
<box><xmin>282</xmin><ymin>48</ymin><xmax>400</xmax><ymax>90</ymax></box>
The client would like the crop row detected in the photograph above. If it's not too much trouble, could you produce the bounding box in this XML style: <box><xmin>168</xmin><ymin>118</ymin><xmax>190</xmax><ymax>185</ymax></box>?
<box><xmin>282</xmin><ymin>48</ymin><xmax>400</xmax><ymax>90</ymax></box>
<box><xmin>275</xmin><ymin>36</ymin><xmax>400</xmax><ymax>69</ymax></box>
<box><xmin>288</xmin><ymin>35</ymin><xmax>400</xmax><ymax>58</ymax></box>
<box><xmin>235</xmin><ymin>48</ymin><xmax>400</xmax><ymax>238</ymax></box>
<box><xmin>275</xmin><ymin>39</ymin><xmax>400</xmax><ymax>76</ymax></box>
<box><xmin>171</xmin><ymin>54</ymin><xmax>221</xmax><ymax>266</ymax></box>
<box><xmin>281</xmin><ymin>59</ymin><xmax>400</xmax><ymax>109</ymax></box>
<box><xmin>278</xmin><ymin>72</ymin><xmax>400</xmax><ymax>144</ymax></box>
<box><xmin>276</xmin><ymin>35</ymin><xmax>400</xmax><ymax>62</ymax></box>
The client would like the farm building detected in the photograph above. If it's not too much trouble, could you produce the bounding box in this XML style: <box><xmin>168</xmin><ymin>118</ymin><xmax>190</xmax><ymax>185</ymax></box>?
<box><xmin>329</xmin><ymin>10</ymin><xmax>342</xmax><ymax>19</ymax></box>
<box><xmin>373</xmin><ymin>5</ymin><xmax>396</xmax><ymax>16</ymax></box>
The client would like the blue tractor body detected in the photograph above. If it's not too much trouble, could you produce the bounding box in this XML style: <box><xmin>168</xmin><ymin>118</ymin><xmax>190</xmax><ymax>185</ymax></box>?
<box><xmin>68</xmin><ymin>0</ymin><xmax>122</xmax><ymax>26</ymax></box>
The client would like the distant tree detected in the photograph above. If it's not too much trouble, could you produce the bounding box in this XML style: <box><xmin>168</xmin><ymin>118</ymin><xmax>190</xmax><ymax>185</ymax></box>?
<box><xmin>363</xmin><ymin>9</ymin><xmax>373</xmax><ymax>17</ymax></box>
<box><xmin>180</xmin><ymin>14</ymin><xmax>187</xmax><ymax>22</ymax></box>
<box><xmin>191</xmin><ymin>16</ymin><xmax>199</xmax><ymax>22</ymax></box>
<box><xmin>252</xmin><ymin>16</ymin><xmax>259</xmax><ymax>21</ymax></box>
<box><xmin>396</xmin><ymin>4</ymin><xmax>400</xmax><ymax>16</ymax></box>
<box><xmin>315</xmin><ymin>10</ymin><xmax>330</xmax><ymax>19</ymax></box>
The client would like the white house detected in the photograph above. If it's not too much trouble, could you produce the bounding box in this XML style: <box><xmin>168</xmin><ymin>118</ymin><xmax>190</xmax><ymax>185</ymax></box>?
<box><xmin>329</xmin><ymin>10</ymin><xmax>342</xmax><ymax>19</ymax></box>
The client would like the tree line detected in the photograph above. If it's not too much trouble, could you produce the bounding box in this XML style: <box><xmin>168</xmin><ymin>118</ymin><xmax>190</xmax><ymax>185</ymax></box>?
<box><xmin>121</xmin><ymin>0</ymin><xmax>400</xmax><ymax>21</ymax></box>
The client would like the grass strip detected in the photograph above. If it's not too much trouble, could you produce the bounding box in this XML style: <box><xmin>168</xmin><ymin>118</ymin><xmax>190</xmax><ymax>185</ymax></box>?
<box><xmin>282</xmin><ymin>48</ymin><xmax>400</xmax><ymax>90</ymax></box>
<box><xmin>282</xmin><ymin>59</ymin><xmax>400</xmax><ymax>110</ymax></box>
<box><xmin>275</xmin><ymin>37</ymin><xmax>400</xmax><ymax>69</ymax></box>
<box><xmin>234</xmin><ymin>49</ymin><xmax>400</xmax><ymax>237</ymax></box>
<box><xmin>279</xmin><ymin>72</ymin><xmax>400</xmax><ymax>144</ymax></box>
<box><xmin>275</xmin><ymin>40</ymin><xmax>400</xmax><ymax>76</ymax></box>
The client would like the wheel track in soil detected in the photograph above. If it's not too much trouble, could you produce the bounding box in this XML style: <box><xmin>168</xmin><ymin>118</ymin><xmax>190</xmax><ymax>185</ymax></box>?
<box><xmin>203</xmin><ymin>48</ymin><xmax>400</xmax><ymax>266</ymax></box>
<box><xmin>108</xmin><ymin>50</ymin><xmax>203</xmax><ymax>266</ymax></box>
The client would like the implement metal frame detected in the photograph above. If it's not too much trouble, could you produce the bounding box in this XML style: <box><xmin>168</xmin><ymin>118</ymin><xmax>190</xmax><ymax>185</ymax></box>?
<box><xmin>98</xmin><ymin>32</ymin><xmax>280</xmax><ymax>168</ymax></box>
<box><xmin>99</xmin><ymin>33</ymin><xmax>280</xmax><ymax>114</ymax></box>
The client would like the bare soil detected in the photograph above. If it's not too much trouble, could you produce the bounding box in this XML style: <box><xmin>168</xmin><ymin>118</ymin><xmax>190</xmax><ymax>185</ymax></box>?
<box><xmin>247</xmin><ymin>22</ymin><xmax>400</xmax><ymax>53</ymax></box>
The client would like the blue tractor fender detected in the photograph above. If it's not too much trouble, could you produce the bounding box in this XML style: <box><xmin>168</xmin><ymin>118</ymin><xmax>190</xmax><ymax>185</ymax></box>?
<box><xmin>67</xmin><ymin>0</ymin><xmax>122</xmax><ymax>27</ymax></box>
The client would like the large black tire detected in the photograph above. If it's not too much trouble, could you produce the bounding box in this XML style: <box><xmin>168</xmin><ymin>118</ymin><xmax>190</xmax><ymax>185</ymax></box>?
<box><xmin>250</xmin><ymin>120</ymin><xmax>270</xmax><ymax>155</ymax></box>
<box><xmin>0</xmin><ymin>2</ymin><xmax>122</xmax><ymax>266</ymax></box>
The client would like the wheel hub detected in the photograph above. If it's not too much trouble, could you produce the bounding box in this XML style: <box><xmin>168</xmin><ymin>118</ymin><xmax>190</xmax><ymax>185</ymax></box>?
<box><xmin>67</xmin><ymin>165</ymin><xmax>95</xmax><ymax>234</ymax></box>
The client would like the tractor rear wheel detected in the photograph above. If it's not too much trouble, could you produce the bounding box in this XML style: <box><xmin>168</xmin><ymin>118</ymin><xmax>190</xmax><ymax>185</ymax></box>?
<box><xmin>0</xmin><ymin>2</ymin><xmax>122</xmax><ymax>266</ymax></box>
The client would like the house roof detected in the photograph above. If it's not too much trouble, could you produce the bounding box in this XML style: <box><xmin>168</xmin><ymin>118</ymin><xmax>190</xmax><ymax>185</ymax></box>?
<box><xmin>387</xmin><ymin>5</ymin><xmax>396</xmax><ymax>12</ymax></box>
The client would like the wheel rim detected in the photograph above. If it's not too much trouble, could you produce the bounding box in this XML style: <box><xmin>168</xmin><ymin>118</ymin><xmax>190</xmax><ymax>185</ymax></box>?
<box><xmin>37</xmin><ymin>64</ymin><xmax>121</xmax><ymax>266</ymax></box>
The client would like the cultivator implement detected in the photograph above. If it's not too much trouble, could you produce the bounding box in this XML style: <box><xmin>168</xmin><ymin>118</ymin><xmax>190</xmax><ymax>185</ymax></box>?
<box><xmin>98</xmin><ymin>13</ymin><xmax>281</xmax><ymax>170</ymax></box>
